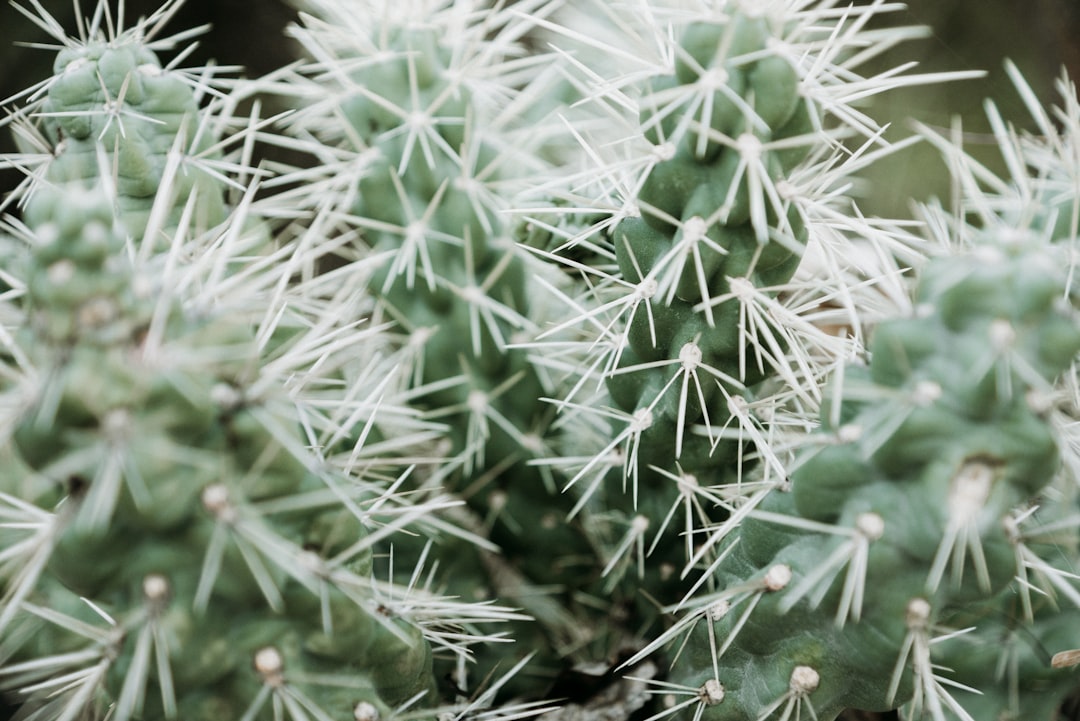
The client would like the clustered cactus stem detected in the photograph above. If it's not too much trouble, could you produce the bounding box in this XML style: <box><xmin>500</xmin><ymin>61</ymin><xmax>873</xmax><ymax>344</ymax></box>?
<box><xmin>516</xmin><ymin>0</ymin><xmax>967</xmax><ymax>645</ymax></box>
<box><xmin>0</xmin><ymin>4</ymin><xmax>529</xmax><ymax>718</ymax></box>
<box><xmin>633</xmin><ymin>65</ymin><xmax>1080</xmax><ymax>720</ymax></box>
<box><xmin>0</xmin><ymin>180</ymin><xmax>452</xmax><ymax>720</ymax></box>
<box><xmin>598</xmin><ymin>5</ymin><xmax>822</xmax><ymax>481</ymax></box>
<box><xmin>0</xmin><ymin>0</ymin><xmax>272</xmax><ymax>245</ymax></box>
<box><xmin>275</xmin><ymin>0</ymin><xmax>565</xmax><ymax>476</ymax></box>
<box><xmin>645</xmin><ymin>228</ymin><xmax>1080</xmax><ymax>719</ymax></box>
<box><xmin>4</xmin><ymin>1</ymin><xmax>1080</xmax><ymax>720</ymax></box>
<box><xmin>260</xmin><ymin>0</ymin><xmax>627</xmax><ymax>689</ymax></box>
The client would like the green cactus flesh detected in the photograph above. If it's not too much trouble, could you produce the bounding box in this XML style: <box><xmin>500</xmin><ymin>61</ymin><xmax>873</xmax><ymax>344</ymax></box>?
<box><xmin>279</xmin><ymin>4</ymin><xmax>618</xmax><ymax>693</ymax></box>
<box><xmin>603</xmin><ymin>11</ymin><xmax>810</xmax><ymax>491</ymax></box>
<box><xmin>9</xmin><ymin>2</ymin><xmax>1080</xmax><ymax>719</ymax></box>
<box><xmin>340</xmin><ymin>26</ymin><xmax>549</xmax><ymax>474</ymax></box>
<box><xmin>0</xmin><ymin>184</ymin><xmax>437</xmax><ymax>720</ymax></box>
<box><xmin>514</xmin><ymin>8</ymin><xmax>825</xmax><ymax>646</ymax></box>
<box><xmin>662</xmin><ymin>234</ymin><xmax>1080</xmax><ymax>720</ymax></box>
<box><xmin>15</xmin><ymin>29</ymin><xmax>231</xmax><ymax>244</ymax></box>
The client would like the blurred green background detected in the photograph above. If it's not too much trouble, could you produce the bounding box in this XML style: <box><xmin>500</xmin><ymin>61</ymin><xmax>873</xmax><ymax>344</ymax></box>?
<box><xmin>859</xmin><ymin>0</ymin><xmax>1080</xmax><ymax>217</ymax></box>
<box><xmin>0</xmin><ymin>0</ymin><xmax>1077</xmax><ymax>219</ymax></box>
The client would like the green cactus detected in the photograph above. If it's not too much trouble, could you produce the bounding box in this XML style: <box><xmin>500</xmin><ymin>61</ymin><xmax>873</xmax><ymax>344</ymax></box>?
<box><xmin>652</xmin><ymin>234</ymin><xmax>1080</xmax><ymax>720</ymax></box>
<box><xmin>600</xmin><ymin>7</ymin><xmax>814</xmax><ymax>484</ymax></box>
<box><xmin>281</xmin><ymin>0</ymin><xmax>564</xmax><ymax>476</ymax></box>
<box><xmin>0</xmin><ymin>180</ymin><xmax>454</xmax><ymax>720</ymax></box>
<box><xmin>640</xmin><ymin>68</ymin><xmax>1080</xmax><ymax>720</ymax></box>
<box><xmin>264</xmin><ymin>0</ymin><xmax>984</xmax><ymax>699</ymax></box>
<box><xmin>268</xmin><ymin>0</ymin><xmax>620</xmax><ymax>691</ymax></box>
<box><xmin>0</xmin><ymin>8</ymin><xmax>519</xmax><ymax>714</ymax></box>
<box><xmin>1</xmin><ymin>0</ymin><xmax>262</xmax><ymax>245</ymax></box>
<box><xmin>5</xmin><ymin>1</ymin><xmax>1080</xmax><ymax>719</ymax></box>
<box><xmin>518</xmin><ymin>0</ymin><xmax>967</xmax><ymax>643</ymax></box>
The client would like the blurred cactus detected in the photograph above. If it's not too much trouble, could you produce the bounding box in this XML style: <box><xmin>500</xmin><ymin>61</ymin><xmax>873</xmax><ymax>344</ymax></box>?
<box><xmin>0</xmin><ymin>0</ymin><xmax>273</xmax><ymax>247</ymax></box>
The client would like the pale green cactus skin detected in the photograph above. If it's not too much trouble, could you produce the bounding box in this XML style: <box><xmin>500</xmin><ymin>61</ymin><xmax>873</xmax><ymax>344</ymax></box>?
<box><xmin>605</xmin><ymin>10</ymin><xmax>808</xmax><ymax>483</ymax></box>
<box><xmin>287</xmin><ymin>3</ymin><xmax>547</xmax><ymax>495</ymax></box>
<box><xmin>514</xmin><ymin>5</ymin><xmax>837</xmax><ymax>648</ymax></box>
<box><xmin>280</xmin><ymin>0</ymin><xmax>615</xmax><ymax>690</ymax></box>
<box><xmin>347</xmin><ymin>30</ymin><xmax>551</xmax><ymax>489</ymax></box>
<box><xmin>664</xmin><ymin>233</ymin><xmax>1080</xmax><ymax>720</ymax></box>
<box><xmin>39</xmin><ymin>41</ymin><xmax>229</xmax><ymax>240</ymax></box>
<box><xmin>0</xmin><ymin>184</ymin><xmax>438</xmax><ymax>720</ymax></box>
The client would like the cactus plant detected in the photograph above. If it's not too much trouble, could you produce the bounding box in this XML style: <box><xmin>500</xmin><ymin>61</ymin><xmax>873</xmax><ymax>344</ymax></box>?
<box><xmin>0</xmin><ymin>0</ymin><xmax>269</xmax><ymax>244</ymax></box>
<box><xmin>510</xmin><ymin>0</ymin><xmax>975</xmax><ymax>669</ymax></box>
<box><xmin>640</xmin><ymin>230</ymin><xmax>1080</xmax><ymax>720</ymax></box>
<box><xmin>0</xmin><ymin>5</ymin><xmax>522</xmax><ymax>719</ymax></box>
<box><xmin>258</xmin><ymin>0</ymin><xmax>627</xmax><ymax>691</ymax></box>
<box><xmin>0</xmin><ymin>178</ymin><xmax>455</xmax><ymax>719</ymax></box>
<box><xmin>3</xmin><ymin>0</ymin><xmax>1080</xmax><ymax>720</ymax></box>
<box><xmin>626</xmin><ymin>65</ymin><xmax>1080</xmax><ymax>721</ymax></box>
